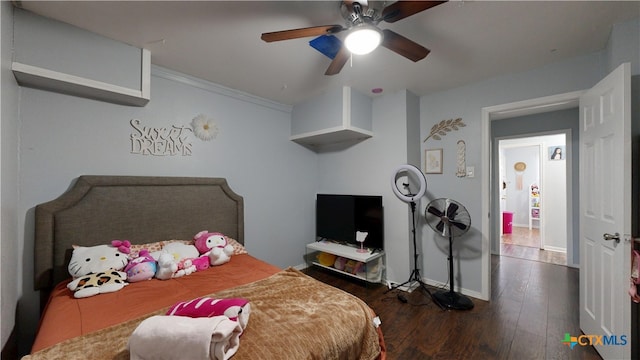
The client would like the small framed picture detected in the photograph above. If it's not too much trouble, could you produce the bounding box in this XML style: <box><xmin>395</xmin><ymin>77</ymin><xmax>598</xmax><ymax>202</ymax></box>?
<box><xmin>548</xmin><ymin>145</ymin><xmax>565</xmax><ymax>160</ymax></box>
<box><xmin>425</xmin><ymin>148</ymin><xmax>443</xmax><ymax>174</ymax></box>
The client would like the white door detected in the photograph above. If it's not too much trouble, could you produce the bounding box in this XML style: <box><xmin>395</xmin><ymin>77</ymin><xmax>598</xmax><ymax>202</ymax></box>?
<box><xmin>579</xmin><ymin>62</ymin><xmax>631</xmax><ymax>359</ymax></box>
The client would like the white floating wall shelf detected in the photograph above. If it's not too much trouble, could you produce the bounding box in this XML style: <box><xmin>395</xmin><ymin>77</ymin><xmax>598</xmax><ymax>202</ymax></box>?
<box><xmin>12</xmin><ymin>49</ymin><xmax>150</xmax><ymax>107</ymax></box>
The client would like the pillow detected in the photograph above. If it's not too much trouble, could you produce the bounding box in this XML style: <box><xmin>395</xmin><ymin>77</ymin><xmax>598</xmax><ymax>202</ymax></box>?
<box><xmin>225</xmin><ymin>237</ymin><xmax>248</xmax><ymax>255</ymax></box>
<box><xmin>130</xmin><ymin>241</ymin><xmax>167</xmax><ymax>258</ymax></box>
<box><xmin>166</xmin><ymin>297</ymin><xmax>251</xmax><ymax>330</ymax></box>
<box><xmin>130</xmin><ymin>237</ymin><xmax>247</xmax><ymax>257</ymax></box>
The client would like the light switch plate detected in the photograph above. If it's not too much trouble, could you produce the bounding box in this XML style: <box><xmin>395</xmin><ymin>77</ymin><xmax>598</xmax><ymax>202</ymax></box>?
<box><xmin>466</xmin><ymin>166</ymin><xmax>475</xmax><ymax>178</ymax></box>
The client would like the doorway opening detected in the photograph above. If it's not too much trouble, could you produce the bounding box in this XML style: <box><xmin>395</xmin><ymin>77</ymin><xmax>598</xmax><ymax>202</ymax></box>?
<box><xmin>498</xmin><ymin>133</ymin><xmax>568</xmax><ymax>266</ymax></box>
<box><xmin>478</xmin><ymin>90</ymin><xmax>582</xmax><ymax>301</ymax></box>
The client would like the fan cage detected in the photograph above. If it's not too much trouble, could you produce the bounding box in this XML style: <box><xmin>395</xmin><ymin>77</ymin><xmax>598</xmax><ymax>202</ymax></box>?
<box><xmin>424</xmin><ymin>198</ymin><xmax>471</xmax><ymax>238</ymax></box>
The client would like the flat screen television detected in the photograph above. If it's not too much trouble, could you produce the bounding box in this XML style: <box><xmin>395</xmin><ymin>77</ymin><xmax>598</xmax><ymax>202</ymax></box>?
<box><xmin>316</xmin><ymin>194</ymin><xmax>384</xmax><ymax>251</ymax></box>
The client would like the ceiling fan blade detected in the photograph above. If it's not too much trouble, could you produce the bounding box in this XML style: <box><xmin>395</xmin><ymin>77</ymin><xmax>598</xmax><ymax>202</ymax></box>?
<box><xmin>381</xmin><ymin>29</ymin><xmax>430</xmax><ymax>62</ymax></box>
<box><xmin>325</xmin><ymin>45</ymin><xmax>350</xmax><ymax>75</ymax></box>
<box><xmin>427</xmin><ymin>206</ymin><xmax>444</xmax><ymax>218</ymax></box>
<box><xmin>261</xmin><ymin>25</ymin><xmax>345</xmax><ymax>42</ymax></box>
<box><xmin>382</xmin><ymin>1</ymin><xmax>447</xmax><ymax>23</ymax></box>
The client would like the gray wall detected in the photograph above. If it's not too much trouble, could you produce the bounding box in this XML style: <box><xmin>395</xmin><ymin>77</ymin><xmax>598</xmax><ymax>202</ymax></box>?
<box><xmin>1</xmin><ymin>1</ymin><xmax>21</xmax><ymax>352</ymax></box>
<box><xmin>606</xmin><ymin>18</ymin><xmax>640</xmax><ymax>75</ymax></box>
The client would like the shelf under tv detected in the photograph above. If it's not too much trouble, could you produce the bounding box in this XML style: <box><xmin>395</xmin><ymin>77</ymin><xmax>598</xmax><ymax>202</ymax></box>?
<box><xmin>306</xmin><ymin>240</ymin><xmax>384</xmax><ymax>283</ymax></box>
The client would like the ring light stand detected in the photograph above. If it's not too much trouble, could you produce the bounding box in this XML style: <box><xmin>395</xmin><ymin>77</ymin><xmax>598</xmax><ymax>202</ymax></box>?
<box><xmin>387</xmin><ymin>165</ymin><xmax>440</xmax><ymax>308</ymax></box>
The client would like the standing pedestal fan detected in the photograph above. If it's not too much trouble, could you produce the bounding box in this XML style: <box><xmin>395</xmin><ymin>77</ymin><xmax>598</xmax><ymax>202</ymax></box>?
<box><xmin>425</xmin><ymin>198</ymin><xmax>474</xmax><ymax>310</ymax></box>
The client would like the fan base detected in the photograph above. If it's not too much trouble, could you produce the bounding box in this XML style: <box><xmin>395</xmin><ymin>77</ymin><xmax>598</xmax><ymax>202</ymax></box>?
<box><xmin>433</xmin><ymin>290</ymin><xmax>474</xmax><ymax>310</ymax></box>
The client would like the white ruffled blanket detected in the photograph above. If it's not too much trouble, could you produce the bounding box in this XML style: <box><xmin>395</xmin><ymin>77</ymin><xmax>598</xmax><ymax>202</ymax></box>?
<box><xmin>128</xmin><ymin>315</ymin><xmax>243</xmax><ymax>360</ymax></box>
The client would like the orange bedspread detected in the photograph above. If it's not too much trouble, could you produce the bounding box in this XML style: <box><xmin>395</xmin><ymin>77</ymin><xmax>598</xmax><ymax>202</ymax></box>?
<box><xmin>26</xmin><ymin>267</ymin><xmax>384</xmax><ymax>360</ymax></box>
<box><xmin>31</xmin><ymin>254</ymin><xmax>280</xmax><ymax>353</ymax></box>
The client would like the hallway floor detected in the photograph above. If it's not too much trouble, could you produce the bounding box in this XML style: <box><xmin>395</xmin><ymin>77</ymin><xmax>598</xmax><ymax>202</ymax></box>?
<box><xmin>501</xmin><ymin>226</ymin><xmax>567</xmax><ymax>266</ymax></box>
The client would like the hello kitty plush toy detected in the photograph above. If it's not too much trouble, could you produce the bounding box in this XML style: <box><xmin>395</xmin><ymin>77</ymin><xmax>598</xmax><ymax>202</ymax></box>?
<box><xmin>194</xmin><ymin>230</ymin><xmax>234</xmax><ymax>266</ymax></box>
<box><xmin>66</xmin><ymin>241</ymin><xmax>130</xmax><ymax>298</ymax></box>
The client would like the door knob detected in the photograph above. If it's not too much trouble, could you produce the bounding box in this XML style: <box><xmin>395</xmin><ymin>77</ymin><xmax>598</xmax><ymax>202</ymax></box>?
<box><xmin>603</xmin><ymin>232</ymin><xmax>620</xmax><ymax>243</ymax></box>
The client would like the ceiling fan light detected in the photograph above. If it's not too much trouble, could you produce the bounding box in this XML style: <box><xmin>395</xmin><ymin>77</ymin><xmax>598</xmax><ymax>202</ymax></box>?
<box><xmin>344</xmin><ymin>25</ymin><xmax>382</xmax><ymax>55</ymax></box>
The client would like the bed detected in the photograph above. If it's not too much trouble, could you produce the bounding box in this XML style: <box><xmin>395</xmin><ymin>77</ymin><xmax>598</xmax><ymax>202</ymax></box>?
<box><xmin>25</xmin><ymin>176</ymin><xmax>384</xmax><ymax>359</ymax></box>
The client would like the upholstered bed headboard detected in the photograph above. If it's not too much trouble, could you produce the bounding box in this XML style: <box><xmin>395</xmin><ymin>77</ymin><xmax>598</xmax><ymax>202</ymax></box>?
<box><xmin>34</xmin><ymin>176</ymin><xmax>244</xmax><ymax>291</ymax></box>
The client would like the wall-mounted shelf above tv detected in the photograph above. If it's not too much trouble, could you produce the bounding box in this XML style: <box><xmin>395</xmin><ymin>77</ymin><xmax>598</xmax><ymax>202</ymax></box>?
<box><xmin>290</xmin><ymin>86</ymin><xmax>373</xmax><ymax>150</ymax></box>
<box><xmin>290</xmin><ymin>126</ymin><xmax>372</xmax><ymax>147</ymax></box>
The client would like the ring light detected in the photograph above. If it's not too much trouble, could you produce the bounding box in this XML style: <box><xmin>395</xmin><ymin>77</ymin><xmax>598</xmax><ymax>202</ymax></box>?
<box><xmin>391</xmin><ymin>164</ymin><xmax>427</xmax><ymax>203</ymax></box>
<box><xmin>387</xmin><ymin>164</ymin><xmax>438</xmax><ymax>307</ymax></box>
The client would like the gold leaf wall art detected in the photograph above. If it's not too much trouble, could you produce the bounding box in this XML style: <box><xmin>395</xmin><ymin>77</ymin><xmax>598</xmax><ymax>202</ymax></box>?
<box><xmin>423</xmin><ymin>117</ymin><xmax>466</xmax><ymax>142</ymax></box>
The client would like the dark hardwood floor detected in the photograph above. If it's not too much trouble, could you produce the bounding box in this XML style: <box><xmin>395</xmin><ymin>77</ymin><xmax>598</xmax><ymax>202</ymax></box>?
<box><xmin>303</xmin><ymin>255</ymin><xmax>601</xmax><ymax>360</ymax></box>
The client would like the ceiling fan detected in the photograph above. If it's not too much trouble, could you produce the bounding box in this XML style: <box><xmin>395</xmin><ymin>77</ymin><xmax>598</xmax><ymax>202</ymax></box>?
<box><xmin>261</xmin><ymin>1</ymin><xmax>447</xmax><ymax>75</ymax></box>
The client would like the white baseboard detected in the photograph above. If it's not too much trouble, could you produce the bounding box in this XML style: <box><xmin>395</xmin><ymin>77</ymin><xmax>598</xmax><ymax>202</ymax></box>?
<box><xmin>293</xmin><ymin>263</ymin><xmax>308</xmax><ymax>271</ymax></box>
<box><xmin>542</xmin><ymin>245</ymin><xmax>566</xmax><ymax>253</ymax></box>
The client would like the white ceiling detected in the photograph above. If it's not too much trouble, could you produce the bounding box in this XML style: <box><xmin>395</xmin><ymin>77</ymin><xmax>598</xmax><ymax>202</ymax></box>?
<box><xmin>17</xmin><ymin>1</ymin><xmax>640</xmax><ymax>106</ymax></box>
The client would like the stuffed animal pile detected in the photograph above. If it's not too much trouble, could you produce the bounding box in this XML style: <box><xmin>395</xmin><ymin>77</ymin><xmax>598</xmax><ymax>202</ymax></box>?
<box><xmin>151</xmin><ymin>242</ymin><xmax>200</xmax><ymax>279</ymax></box>
<box><xmin>66</xmin><ymin>231</ymin><xmax>236</xmax><ymax>298</ymax></box>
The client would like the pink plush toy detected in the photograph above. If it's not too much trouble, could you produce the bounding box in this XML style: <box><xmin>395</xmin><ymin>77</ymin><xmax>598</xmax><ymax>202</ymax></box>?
<box><xmin>166</xmin><ymin>297</ymin><xmax>251</xmax><ymax>331</ymax></box>
<box><xmin>193</xmin><ymin>230</ymin><xmax>234</xmax><ymax>266</ymax></box>
<box><xmin>176</xmin><ymin>258</ymin><xmax>196</xmax><ymax>276</ymax></box>
<box><xmin>194</xmin><ymin>231</ymin><xmax>226</xmax><ymax>255</ymax></box>
<box><xmin>124</xmin><ymin>249</ymin><xmax>157</xmax><ymax>282</ymax></box>
<box><xmin>191</xmin><ymin>255</ymin><xmax>210</xmax><ymax>271</ymax></box>
<box><xmin>111</xmin><ymin>239</ymin><xmax>131</xmax><ymax>255</ymax></box>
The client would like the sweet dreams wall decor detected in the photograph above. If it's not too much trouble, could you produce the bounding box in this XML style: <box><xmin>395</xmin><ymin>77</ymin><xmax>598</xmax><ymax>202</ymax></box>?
<box><xmin>130</xmin><ymin>114</ymin><xmax>219</xmax><ymax>156</ymax></box>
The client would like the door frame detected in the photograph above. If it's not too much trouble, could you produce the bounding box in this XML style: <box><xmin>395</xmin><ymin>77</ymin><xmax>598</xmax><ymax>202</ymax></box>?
<box><xmin>480</xmin><ymin>90</ymin><xmax>584</xmax><ymax>300</ymax></box>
